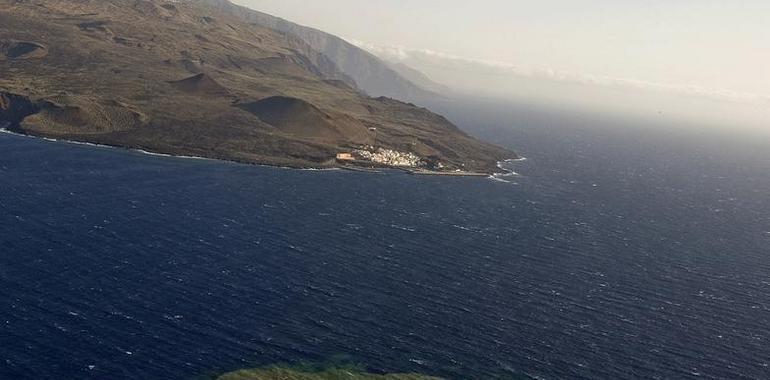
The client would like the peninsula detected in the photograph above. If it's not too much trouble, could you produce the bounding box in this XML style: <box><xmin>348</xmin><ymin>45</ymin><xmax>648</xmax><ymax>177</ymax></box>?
<box><xmin>0</xmin><ymin>0</ymin><xmax>516</xmax><ymax>173</ymax></box>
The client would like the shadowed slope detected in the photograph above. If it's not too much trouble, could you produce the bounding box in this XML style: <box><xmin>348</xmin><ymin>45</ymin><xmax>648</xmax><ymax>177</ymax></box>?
<box><xmin>237</xmin><ymin>96</ymin><xmax>370</xmax><ymax>143</ymax></box>
<box><xmin>0</xmin><ymin>40</ymin><xmax>47</xmax><ymax>60</ymax></box>
<box><xmin>169</xmin><ymin>73</ymin><xmax>230</xmax><ymax>96</ymax></box>
<box><xmin>238</xmin><ymin>96</ymin><xmax>335</xmax><ymax>135</ymax></box>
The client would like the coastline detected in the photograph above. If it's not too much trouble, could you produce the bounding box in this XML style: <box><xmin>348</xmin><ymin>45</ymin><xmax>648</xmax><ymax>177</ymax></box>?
<box><xmin>0</xmin><ymin>127</ymin><xmax>513</xmax><ymax>177</ymax></box>
<box><xmin>494</xmin><ymin>157</ymin><xmax>526</xmax><ymax>176</ymax></box>
<box><xmin>0</xmin><ymin>127</ymin><xmax>326</xmax><ymax>171</ymax></box>
<box><xmin>405</xmin><ymin>169</ymin><xmax>490</xmax><ymax>177</ymax></box>
<box><xmin>485</xmin><ymin>157</ymin><xmax>527</xmax><ymax>183</ymax></box>
<box><xmin>0</xmin><ymin>127</ymin><xmax>214</xmax><ymax>162</ymax></box>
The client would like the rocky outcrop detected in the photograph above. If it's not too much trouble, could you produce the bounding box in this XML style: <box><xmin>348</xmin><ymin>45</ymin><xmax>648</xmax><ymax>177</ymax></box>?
<box><xmin>0</xmin><ymin>92</ymin><xmax>39</xmax><ymax>127</ymax></box>
<box><xmin>0</xmin><ymin>40</ymin><xmax>48</xmax><ymax>60</ymax></box>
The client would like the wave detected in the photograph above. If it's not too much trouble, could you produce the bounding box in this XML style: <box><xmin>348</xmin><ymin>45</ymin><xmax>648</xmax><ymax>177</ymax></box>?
<box><xmin>488</xmin><ymin>175</ymin><xmax>513</xmax><ymax>184</ymax></box>
<box><xmin>490</xmin><ymin>157</ymin><xmax>527</xmax><ymax>182</ymax></box>
<box><xmin>390</xmin><ymin>224</ymin><xmax>417</xmax><ymax>232</ymax></box>
<box><xmin>0</xmin><ymin>127</ymin><xmax>22</xmax><ymax>135</ymax></box>
<box><xmin>133</xmin><ymin>149</ymin><xmax>218</xmax><ymax>161</ymax></box>
<box><xmin>71</xmin><ymin>141</ymin><xmax>119</xmax><ymax>149</ymax></box>
<box><xmin>0</xmin><ymin>129</ymin><xmax>218</xmax><ymax>162</ymax></box>
<box><xmin>297</xmin><ymin>167</ymin><xmax>341</xmax><ymax>172</ymax></box>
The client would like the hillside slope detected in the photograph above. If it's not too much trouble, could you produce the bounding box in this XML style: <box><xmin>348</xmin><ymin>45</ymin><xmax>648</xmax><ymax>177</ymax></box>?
<box><xmin>0</xmin><ymin>0</ymin><xmax>515</xmax><ymax>172</ymax></box>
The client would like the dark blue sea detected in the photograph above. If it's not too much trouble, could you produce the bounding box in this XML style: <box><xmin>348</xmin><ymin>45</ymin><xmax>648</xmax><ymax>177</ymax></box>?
<box><xmin>1</xmin><ymin>99</ymin><xmax>769</xmax><ymax>380</ymax></box>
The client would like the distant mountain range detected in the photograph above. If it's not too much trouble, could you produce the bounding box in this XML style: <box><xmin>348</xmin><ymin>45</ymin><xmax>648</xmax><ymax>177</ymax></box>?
<box><xmin>197</xmin><ymin>0</ymin><xmax>440</xmax><ymax>100</ymax></box>
<box><xmin>0</xmin><ymin>0</ymin><xmax>514</xmax><ymax>172</ymax></box>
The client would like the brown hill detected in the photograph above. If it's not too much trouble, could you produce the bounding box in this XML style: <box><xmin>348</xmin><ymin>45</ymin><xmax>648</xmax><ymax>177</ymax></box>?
<box><xmin>239</xmin><ymin>97</ymin><xmax>335</xmax><ymax>132</ymax></box>
<box><xmin>0</xmin><ymin>0</ymin><xmax>515</xmax><ymax>172</ymax></box>
<box><xmin>236</xmin><ymin>96</ymin><xmax>369</xmax><ymax>143</ymax></box>
<box><xmin>169</xmin><ymin>73</ymin><xmax>230</xmax><ymax>96</ymax></box>
<box><xmin>23</xmin><ymin>96</ymin><xmax>146</xmax><ymax>134</ymax></box>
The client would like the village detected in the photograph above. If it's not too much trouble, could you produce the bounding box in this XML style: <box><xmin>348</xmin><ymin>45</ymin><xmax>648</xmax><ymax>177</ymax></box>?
<box><xmin>336</xmin><ymin>147</ymin><xmax>423</xmax><ymax>167</ymax></box>
<box><xmin>335</xmin><ymin>147</ymin><xmax>488</xmax><ymax>177</ymax></box>
<box><xmin>329</xmin><ymin>126</ymin><xmax>489</xmax><ymax>176</ymax></box>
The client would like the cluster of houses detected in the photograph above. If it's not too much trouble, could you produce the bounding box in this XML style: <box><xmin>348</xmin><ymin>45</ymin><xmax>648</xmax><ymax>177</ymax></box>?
<box><xmin>336</xmin><ymin>148</ymin><xmax>423</xmax><ymax>167</ymax></box>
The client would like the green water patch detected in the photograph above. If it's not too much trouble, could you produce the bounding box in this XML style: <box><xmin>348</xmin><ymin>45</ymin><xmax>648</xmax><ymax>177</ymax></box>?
<box><xmin>215</xmin><ymin>366</ymin><xmax>443</xmax><ymax>380</ymax></box>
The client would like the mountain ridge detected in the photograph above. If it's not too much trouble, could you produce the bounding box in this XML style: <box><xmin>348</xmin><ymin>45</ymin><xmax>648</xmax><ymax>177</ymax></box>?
<box><xmin>202</xmin><ymin>0</ymin><xmax>437</xmax><ymax>100</ymax></box>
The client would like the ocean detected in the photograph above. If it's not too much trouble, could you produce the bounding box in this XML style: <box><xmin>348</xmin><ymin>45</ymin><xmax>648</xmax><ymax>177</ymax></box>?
<box><xmin>1</xmin><ymin>99</ymin><xmax>769</xmax><ymax>380</ymax></box>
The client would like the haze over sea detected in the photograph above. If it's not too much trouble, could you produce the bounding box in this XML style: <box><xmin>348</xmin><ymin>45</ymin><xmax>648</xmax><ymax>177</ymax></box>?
<box><xmin>1</xmin><ymin>99</ymin><xmax>769</xmax><ymax>380</ymax></box>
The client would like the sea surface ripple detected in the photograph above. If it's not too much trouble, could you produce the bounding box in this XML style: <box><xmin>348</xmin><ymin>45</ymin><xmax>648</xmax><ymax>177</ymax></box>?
<box><xmin>1</xmin><ymin>103</ymin><xmax>769</xmax><ymax>380</ymax></box>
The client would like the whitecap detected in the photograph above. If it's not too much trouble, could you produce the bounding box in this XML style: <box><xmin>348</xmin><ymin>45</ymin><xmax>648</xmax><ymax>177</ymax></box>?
<box><xmin>69</xmin><ymin>141</ymin><xmax>110</xmax><ymax>148</ymax></box>
<box><xmin>488</xmin><ymin>176</ymin><xmax>512</xmax><ymax>184</ymax></box>
<box><xmin>494</xmin><ymin>157</ymin><xmax>526</xmax><ymax>178</ymax></box>
<box><xmin>0</xmin><ymin>128</ymin><xmax>25</xmax><ymax>136</ymax></box>
<box><xmin>390</xmin><ymin>224</ymin><xmax>416</xmax><ymax>232</ymax></box>
<box><xmin>298</xmin><ymin>167</ymin><xmax>340</xmax><ymax>172</ymax></box>
<box><xmin>134</xmin><ymin>149</ymin><xmax>173</xmax><ymax>157</ymax></box>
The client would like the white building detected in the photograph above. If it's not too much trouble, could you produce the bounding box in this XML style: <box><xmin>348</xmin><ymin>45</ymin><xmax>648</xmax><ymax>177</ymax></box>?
<box><xmin>354</xmin><ymin>148</ymin><xmax>422</xmax><ymax>167</ymax></box>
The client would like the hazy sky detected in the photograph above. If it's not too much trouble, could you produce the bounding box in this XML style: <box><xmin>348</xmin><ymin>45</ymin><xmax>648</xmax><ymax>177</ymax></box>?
<box><xmin>234</xmin><ymin>1</ymin><xmax>770</xmax><ymax>128</ymax></box>
<box><xmin>236</xmin><ymin>1</ymin><xmax>769</xmax><ymax>98</ymax></box>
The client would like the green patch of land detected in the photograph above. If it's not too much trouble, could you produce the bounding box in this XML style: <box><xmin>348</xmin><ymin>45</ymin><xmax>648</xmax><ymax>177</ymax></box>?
<box><xmin>217</xmin><ymin>367</ymin><xmax>443</xmax><ymax>380</ymax></box>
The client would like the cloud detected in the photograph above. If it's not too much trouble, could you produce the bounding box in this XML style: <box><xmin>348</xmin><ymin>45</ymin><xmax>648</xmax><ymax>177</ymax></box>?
<box><xmin>348</xmin><ymin>39</ymin><xmax>770</xmax><ymax>105</ymax></box>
